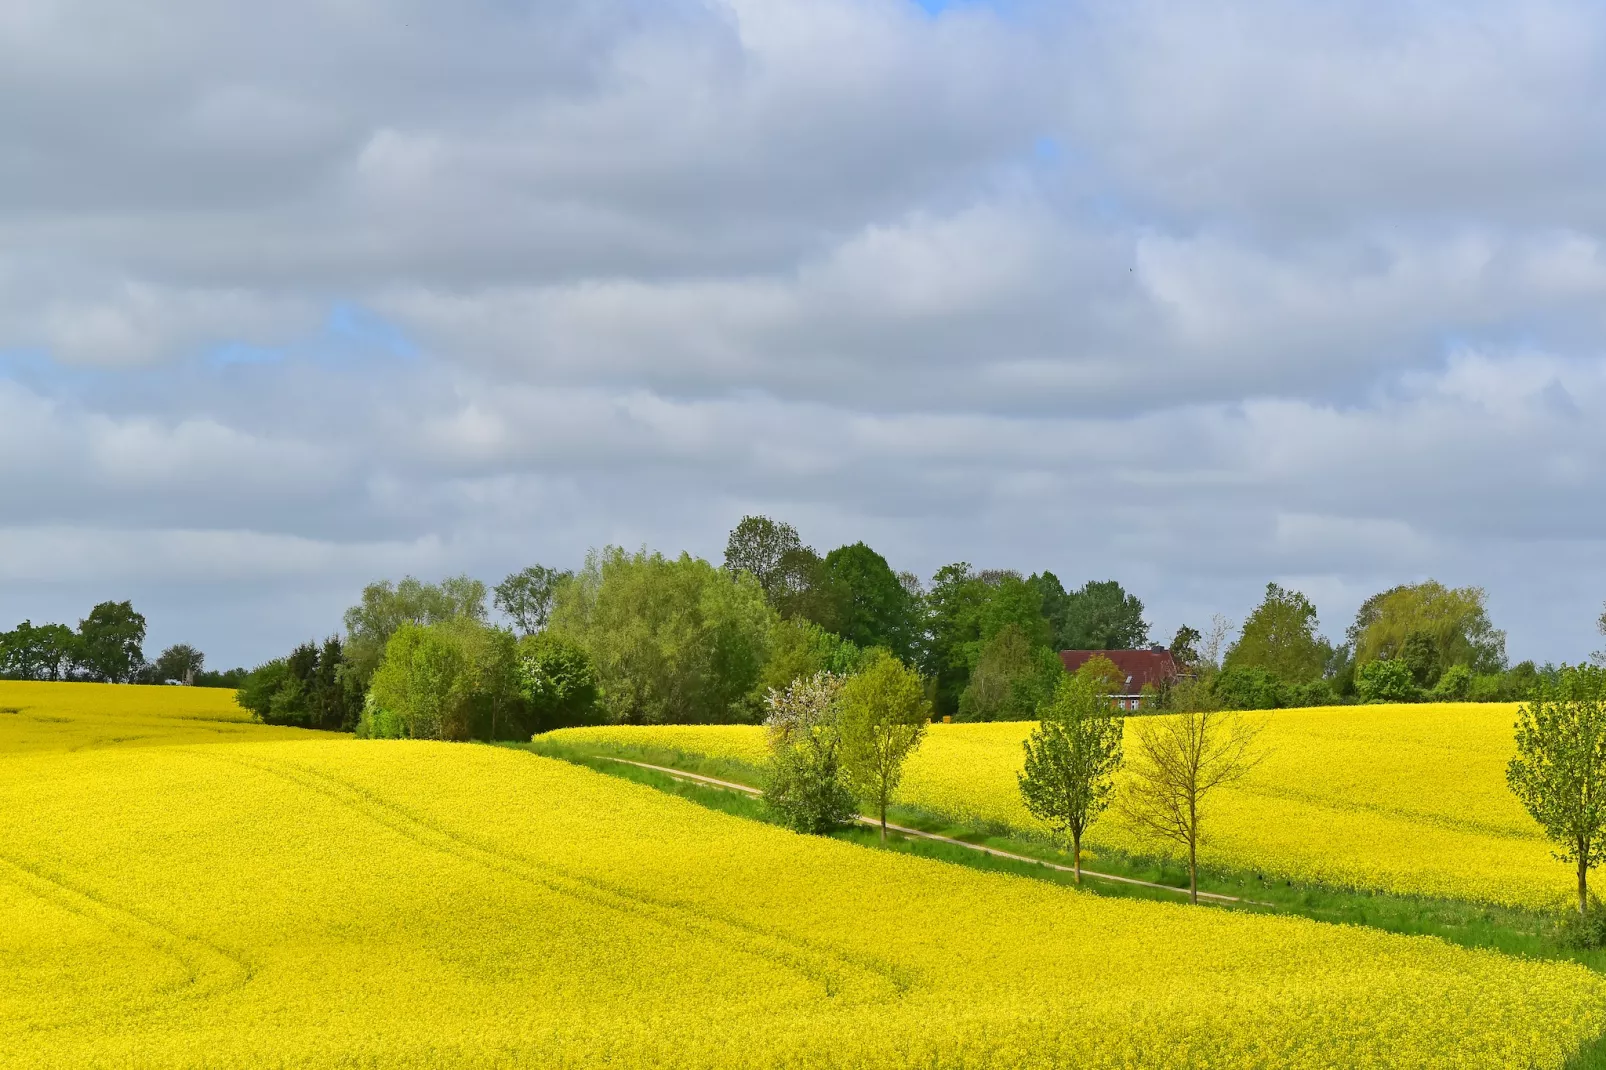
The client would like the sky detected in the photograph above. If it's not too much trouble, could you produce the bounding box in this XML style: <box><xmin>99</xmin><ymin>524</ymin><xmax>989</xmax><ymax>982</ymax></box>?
<box><xmin>3</xmin><ymin>0</ymin><xmax>1606</xmax><ymax>669</ymax></box>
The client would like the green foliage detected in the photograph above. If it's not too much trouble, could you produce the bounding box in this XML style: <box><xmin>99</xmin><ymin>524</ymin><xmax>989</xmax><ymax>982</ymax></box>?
<box><xmin>1169</xmin><ymin>625</ymin><xmax>1202</xmax><ymax>670</ymax></box>
<box><xmin>1357</xmin><ymin>659</ymin><xmax>1419</xmax><ymax>704</ymax></box>
<box><xmin>1469</xmin><ymin>672</ymin><xmax>1505</xmax><ymax>702</ymax></box>
<box><xmin>517</xmin><ymin>630</ymin><xmax>599</xmax><ymax>734</ymax></box>
<box><xmin>723</xmin><ymin>516</ymin><xmax>804</xmax><ymax>606</ymax></box>
<box><xmin>838</xmin><ymin>649</ymin><xmax>930</xmax><ymax>837</ymax></box>
<box><xmin>151</xmin><ymin>643</ymin><xmax>204</xmax><ymax>685</ymax></box>
<box><xmin>762</xmin><ymin>672</ymin><xmax>857</xmax><ymax>834</ymax></box>
<box><xmin>1210</xmin><ymin>666</ymin><xmax>1288</xmax><ymax>711</ymax></box>
<box><xmin>75</xmin><ymin>601</ymin><xmax>148</xmax><ymax>683</ymax></box>
<box><xmin>1056</xmin><ymin>579</ymin><xmax>1149</xmax><ymax>651</ymax></box>
<box><xmin>924</xmin><ymin>564</ymin><xmax>1052</xmax><ymax>717</ymax></box>
<box><xmin>1400</xmin><ymin>630</ymin><xmax>1441</xmax><ymax>687</ymax></box>
<box><xmin>820</xmin><ymin>542</ymin><xmax>921</xmax><ymax>661</ymax></box>
<box><xmin>1508</xmin><ymin>666</ymin><xmax>1606</xmax><ymax>915</ymax></box>
<box><xmin>1225</xmin><ymin>583</ymin><xmax>1325</xmax><ymax>684</ymax></box>
<box><xmin>1018</xmin><ymin>672</ymin><xmax>1125</xmax><ymax>880</ymax></box>
<box><xmin>343</xmin><ymin>575</ymin><xmax>489</xmax><ymax>688</ymax></box>
<box><xmin>956</xmin><ymin>624</ymin><xmax>1063</xmax><ymax>722</ymax></box>
<box><xmin>757</xmin><ymin>618</ymin><xmax>862</xmax><ymax>697</ymax></box>
<box><xmin>238</xmin><ymin>637</ymin><xmax>359</xmax><ymax>731</ymax></box>
<box><xmin>1433</xmin><ymin>664</ymin><xmax>1474</xmax><ymax>701</ymax></box>
<box><xmin>549</xmin><ymin>546</ymin><xmax>777</xmax><ymax>724</ymax></box>
<box><xmin>1288</xmin><ymin>678</ymin><xmax>1339</xmax><ymax>708</ymax></box>
<box><xmin>1349</xmin><ymin>581</ymin><xmax>1507</xmax><ymax>677</ymax></box>
<box><xmin>1555</xmin><ymin>899</ymin><xmax>1606</xmax><ymax>950</ymax></box>
<box><xmin>0</xmin><ymin>620</ymin><xmax>78</xmax><ymax>680</ymax></box>
<box><xmin>364</xmin><ymin>622</ymin><xmax>474</xmax><ymax>740</ymax></box>
<box><xmin>493</xmin><ymin>565</ymin><xmax>571</xmax><ymax>635</ymax></box>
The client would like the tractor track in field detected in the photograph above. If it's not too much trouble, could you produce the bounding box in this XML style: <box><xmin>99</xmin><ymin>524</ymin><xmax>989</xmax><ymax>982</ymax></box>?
<box><xmin>594</xmin><ymin>756</ymin><xmax>1266</xmax><ymax>906</ymax></box>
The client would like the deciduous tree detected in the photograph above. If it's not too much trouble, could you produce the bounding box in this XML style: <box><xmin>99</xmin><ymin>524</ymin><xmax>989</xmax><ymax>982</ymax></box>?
<box><xmin>1018</xmin><ymin>671</ymin><xmax>1125</xmax><ymax>882</ymax></box>
<box><xmin>762</xmin><ymin>672</ymin><xmax>857</xmax><ymax>834</ymax></box>
<box><xmin>1119</xmin><ymin>707</ymin><xmax>1264</xmax><ymax>903</ymax></box>
<box><xmin>75</xmin><ymin>601</ymin><xmax>147</xmax><ymax>683</ymax></box>
<box><xmin>1224</xmin><ymin>583</ymin><xmax>1325</xmax><ymax>684</ymax></box>
<box><xmin>1508</xmin><ymin>666</ymin><xmax>1606</xmax><ymax>917</ymax></box>
<box><xmin>494</xmin><ymin>565</ymin><xmax>570</xmax><ymax>635</ymax></box>
<box><xmin>838</xmin><ymin>649</ymin><xmax>930</xmax><ymax>839</ymax></box>
<box><xmin>1058</xmin><ymin>580</ymin><xmax>1149</xmax><ymax>651</ymax></box>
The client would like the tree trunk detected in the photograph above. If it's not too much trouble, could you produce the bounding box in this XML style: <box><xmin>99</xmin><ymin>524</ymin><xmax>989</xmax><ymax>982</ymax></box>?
<box><xmin>1580</xmin><ymin>848</ymin><xmax>1590</xmax><ymax>917</ymax></box>
<box><xmin>1188</xmin><ymin>831</ymin><xmax>1198</xmax><ymax>905</ymax></box>
<box><xmin>1072</xmin><ymin>831</ymin><xmax>1082</xmax><ymax>885</ymax></box>
<box><xmin>880</xmin><ymin>798</ymin><xmax>887</xmax><ymax>842</ymax></box>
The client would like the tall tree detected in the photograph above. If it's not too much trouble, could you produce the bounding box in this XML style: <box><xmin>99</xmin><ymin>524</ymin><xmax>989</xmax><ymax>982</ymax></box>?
<box><xmin>1018</xmin><ymin>668</ymin><xmax>1125</xmax><ymax>882</ymax></box>
<box><xmin>1058</xmin><ymin>580</ymin><xmax>1149</xmax><ymax>651</ymax></box>
<box><xmin>1508</xmin><ymin>666</ymin><xmax>1606</xmax><ymax>917</ymax></box>
<box><xmin>924</xmin><ymin>564</ymin><xmax>1052</xmax><ymax>716</ymax></box>
<box><xmin>724</xmin><ymin>516</ymin><xmax>805</xmax><ymax>606</ymax></box>
<box><xmin>1119</xmin><ymin>707</ymin><xmax>1263</xmax><ymax>903</ymax></box>
<box><xmin>493</xmin><ymin>565</ymin><xmax>570</xmax><ymax>635</ymax></box>
<box><xmin>366</xmin><ymin>623</ymin><xmax>473</xmax><ymax>741</ymax></box>
<box><xmin>152</xmin><ymin>643</ymin><xmax>204</xmax><ymax>686</ymax></box>
<box><xmin>75</xmin><ymin>601</ymin><xmax>147</xmax><ymax>683</ymax></box>
<box><xmin>820</xmin><ymin>543</ymin><xmax>920</xmax><ymax>661</ymax></box>
<box><xmin>550</xmin><ymin>546</ymin><xmax>777</xmax><ymax>724</ymax></box>
<box><xmin>343</xmin><ymin>575</ymin><xmax>489</xmax><ymax>687</ymax></box>
<box><xmin>1224</xmin><ymin>583</ymin><xmax>1326</xmax><ymax>684</ymax></box>
<box><xmin>1349</xmin><ymin>581</ymin><xmax>1506</xmax><ymax>677</ymax></box>
<box><xmin>838</xmin><ymin>649</ymin><xmax>930</xmax><ymax>839</ymax></box>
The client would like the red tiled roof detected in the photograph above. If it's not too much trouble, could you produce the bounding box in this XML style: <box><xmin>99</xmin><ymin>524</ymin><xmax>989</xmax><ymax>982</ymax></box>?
<box><xmin>1058</xmin><ymin>649</ymin><xmax>1180</xmax><ymax>695</ymax></box>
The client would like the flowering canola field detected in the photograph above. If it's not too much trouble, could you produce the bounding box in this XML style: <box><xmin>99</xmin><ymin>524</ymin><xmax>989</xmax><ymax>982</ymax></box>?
<box><xmin>3</xmin><ymin>686</ymin><xmax>1603</xmax><ymax>1067</ymax></box>
<box><xmin>0</xmin><ymin>680</ymin><xmax>310</xmax><ymax>752</ymax></box>
<box><xmin>549</xmin><ymin>703</ymin><xmax>1564</xmax><ymax>909</ymax></box>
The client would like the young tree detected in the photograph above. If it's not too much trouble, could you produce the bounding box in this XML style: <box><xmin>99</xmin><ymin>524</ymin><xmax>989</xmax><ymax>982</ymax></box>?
<box><xmin>152</xmin><ymin>643</ymin><xmax>205</xmax><ymax>685</ymax></box>
<box><xmin>493</xmin><ymin>565</ymin><xmax>570</xmax><ymax>635</ymax></box>
<box><xmin>1118</xmin><ymin>708</ymin><xmax>1264</xmax><ymax>903</ymax></box>
<box><xmin>762</xmin><ymin>672</ymin><xmax>857</xmax><ymax>834</ymax></box>
<box><xmin>837</xmin><ymin>650</ymin><xmax>930</xmax><ymax>839</ymax></box>
<box><xmin>1507</xmin><ymin>666</ymin><xmax>1606</xmax><ymax>917</ymax></box>
<box><xmin>75</xmin><ymin>601</ymin><xmax>148</xmax><ymax>683</ymax></box>
<box><xmin>1224</xmin><ymin>583</ymin><xmax>1326</xmax><ymax>684</ymax></box>
<box><xmin>1018</xmin><ymin>672</ymin><xmax>1125</xmax><ymax>882</ymax></box>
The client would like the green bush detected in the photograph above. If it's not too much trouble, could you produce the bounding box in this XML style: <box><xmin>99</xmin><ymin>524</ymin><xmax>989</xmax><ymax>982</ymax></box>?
<box><xmin>1210</xmin><ymin>666</ymin><xmax>1288</xmax><ymax>710</ymax></box>
<box><xmin>1469</xmin><ymin>672</ymin><xmax>1504</xmax><ymax>702</ymax></box>
<box><xmin>1356</xmin><ymin>659</ymin><xmax>1419</xmax><ymax>703</ymax></box>
<box><xmin>1431</xmin><ymin>664</ymin><xmax>1473</xmax><ymax>701</ymax></box>
<box><xmin>1555</xmin><ymin>900</ymin><xmax>1606</xmax><ymax>950</ymax></box>
<box><xmin>1288</xmin><ymin>679</ymin><xmax>1338</xmax><ymax>708</ymax></box>
<box><xmin>518</xmin><ymin>630</ymin><xmax>599</xmax><ymax>734</ymax></box>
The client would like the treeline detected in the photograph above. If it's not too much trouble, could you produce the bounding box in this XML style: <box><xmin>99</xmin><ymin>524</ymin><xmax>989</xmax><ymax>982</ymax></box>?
<box><xmin>0</xmin><ymin>601</ymin><xmax>245</xmax><ymax>687</ymax></box>
<box><xmin>233</xmin><ymin>514</ymin><xmax>1564</xmax><ymax>736</ymax></box>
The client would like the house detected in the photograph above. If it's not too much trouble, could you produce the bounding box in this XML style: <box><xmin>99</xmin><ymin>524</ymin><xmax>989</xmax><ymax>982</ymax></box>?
<box><xmin>1058</xmin><ymin>648</ymin><xmax>1181</xmax><ymax>711</ymax></box>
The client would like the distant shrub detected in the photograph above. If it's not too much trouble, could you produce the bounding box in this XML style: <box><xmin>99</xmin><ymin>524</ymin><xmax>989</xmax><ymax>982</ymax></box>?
<box><xmin>1288</xmin><ymin>679</ymin><xmax>1338</xmax><ymax>708</ymax></box>
<box><xmin>1210</xmin><ymin>667</ymin><xmax>1288</xmax><ymax>711</ymax></box>
<box><xmin>1469</xmin><ymin>672</ymin><xmax>1505</xmax><ymax>703</ymax></box>
<box><xmin>1432</xmin><ymin>664</ymin><xmax>1473</xmax><ymax>701</ymax></box>
<box><xmin>1357</xmin><ymin>659</ymin><xmax>1419</xmax><ymax>704</ymax></box>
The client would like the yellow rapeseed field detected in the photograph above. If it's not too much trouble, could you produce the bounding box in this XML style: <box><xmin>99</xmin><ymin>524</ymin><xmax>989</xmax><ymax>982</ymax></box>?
<box><xmin>1</xmin><ymin>729</ymin><xmax>1602</xmax><ymax>1068</ymax></box>
<box><xmin>0</xmin><ymin>680</ymin><xmax>311</xmax><ymax>753</ymax></box>
<box><xmin>550</xmin><ymin>703</ymin><xmax>1565</xmax><ymax>909</ymax></box>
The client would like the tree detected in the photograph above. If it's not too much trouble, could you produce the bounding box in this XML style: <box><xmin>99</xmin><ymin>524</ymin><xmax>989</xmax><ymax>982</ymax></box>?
<box><xmin>451</xmin><ymin>620</ymin><xmax>523</xmax><ymax>742</ymax></box>
<box><xmin>820</xmin><ymin>543</ymin><xmax>921</xmax><ymax>662</ymax></box>
<box><xmin>517</xmin><ymin>630</ymin><xmax>599</xmax><ymax>733</ymax></box>
<box><xmin>724</xmin><ymin>516</ymin><xmax>805</xmax><ymax>606</ymax></box>
<box><xmin>1169</xmin><ymin>625</ymin><xmax>1203</xmax><ymax>670</ymax></box>
<box><xmin>152</xmin><ymin>644</ymin><xmax>205</xmax><ymax>685</ymax></box>
<box><xmin>1356</xmin><ymin>659</ymin><xmax>1418</xmax><ymax>703</ymax></box>
<box><xmin>1058</xmin><ymin>580</ymin><xmax>1149</xmax><ymax>651</ymax></box>
<box><xmin>75</xmin><ymin>601</ymin><xmax>147</xmax><ymax>683</ymax></box>
<box><xmin>757</xmin><ymin>617</ymin><xmax>862</xmax><ymax>697</ymax></box>
<box><xmin>236</xmin><ymin>638</ymin><xmax>358</xmax><ymax>731</ymax></box>
<box><xmin>1507</xmin><ymin>666</ymin><xmax>1606</xmax><ymax>917</ymax></box>
<box><xmin>1018</xmin><ymin>671</ymin><xmax>1125</xmax><ymax>882</ymax></box>
<box><xmin>1224</xmin><ymin>583</ymin><xmax>1325</xmax><ymax>684</ymax></box>
<box><xmin>1349</xmin><ymin>581</ymin><xmax>1506</xmax><ymax>677</ymax></box>
<box><xmin>1118</xmin><ymin>708</ymin><xmax>1264</xmax><ymax>903</ymax></box>
<box><xmin>365</xmin><ymin>623</ymin><xmax>474</xmax><ymax>741</ymax></box>
<box><xmin>549</xmin><ymin>546</ymin><xmax>777</xmax><ymax>724</ymax></box>
<box><xmin>343</xmin><ymin>575</ymin><xmax>489</xmax><ymax>687</ymax></box>
<box><xmin>957</xmin><ymin>624</ymin><xmax>1063</xmax><ymax>722</ymax></box>
<box><xmin>762</xmin><ymin>672</ymin><xmax>858</xmax><ymax>834</ymax></box>
<box><xmin>924</xmin><ymin>564</ymin><xmax>1053</xmax><ymax>717</ymax></box>
<box><xmin>1210</xmin><ymin>667</ymin><xmax>1288</xmax><ymax>711</ymax></box>
<box><xmin>493</xmin><ymin>565</ymin><xmax>570</xmax><ymax>635</ymax></box>
<box><xmin>0</xmin><ymin>621</ymin><xmax>77</xmax><ymax>680</ymax></box>
<box><xmin>837</xmin><ymin>649</ymin><xmax>930</xmax><ymax>839</ymax></box>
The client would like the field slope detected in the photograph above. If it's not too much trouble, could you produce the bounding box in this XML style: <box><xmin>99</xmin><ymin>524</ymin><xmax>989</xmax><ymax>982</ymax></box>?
<box><xmin>547</xmin><ymin>702</ymin><xmax>1567</xmax><ymax>909</ymax></box>
<box><xmin>1</xmin><ymin>686</ymin><xmax>1601</xmax><ymax>1067</ymax></box>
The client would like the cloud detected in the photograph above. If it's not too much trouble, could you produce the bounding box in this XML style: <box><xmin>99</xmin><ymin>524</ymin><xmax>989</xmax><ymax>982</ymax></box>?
<box><xmin>4</xmin><ymin>0</ymin><xmax>1606</xmax><ymax>665</ymax></box>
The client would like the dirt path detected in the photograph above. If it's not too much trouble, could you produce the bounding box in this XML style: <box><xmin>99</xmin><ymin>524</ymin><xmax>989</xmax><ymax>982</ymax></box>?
<box><xmin>598</xmin><ymin>756</ymin><xmax>1260</xmax><ymax>906</ymax></box>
